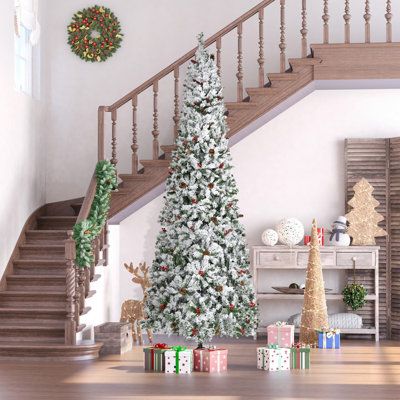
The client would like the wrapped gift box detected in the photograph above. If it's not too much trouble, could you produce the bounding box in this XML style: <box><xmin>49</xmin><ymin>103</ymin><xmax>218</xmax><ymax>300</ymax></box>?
<box><xmin>165</xmin><ymin>346</ymin><xmax>193</xmax><ymax>374</ymax></box>
<box><xmin>194</xmin><ymin>347</ymin><xmax>228</xmax><ymax>373</ymax></box>
<box><xmin>267</xmin><ymin>322</ymin><xmax>294</xmax><ymax>348</ymax></box>
<box><xmin>317</xmin><ymin>329</ymin><xmax>341</xmax><ymax>349</ymax></box>
<box><xmin>290</xmin><ymin>344</ymin><xmax>311</xmax><ymax>369</ymax></box>
<box><xmin>143</xmin><ymin>343</ymin><xmax>170</xmax><ymax>371</ymax></box>
<box><xmin>257</xmin><ymin>346</ymin><xmax>290</xmax><ymax>371</ymax></box>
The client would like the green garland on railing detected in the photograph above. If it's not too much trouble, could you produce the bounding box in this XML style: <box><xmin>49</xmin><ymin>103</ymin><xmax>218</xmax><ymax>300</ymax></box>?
<box><xmin>73</xmin><ymin>160</ymin><xmax>117</xmax><ymax>268</ymax></box>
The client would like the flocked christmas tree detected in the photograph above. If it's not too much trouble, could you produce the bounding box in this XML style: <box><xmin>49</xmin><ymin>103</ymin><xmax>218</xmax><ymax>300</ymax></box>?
<box><xmin>345</xmin><ymin>178</ymin><xmax>387</xmax><ymax>245</ymax></box>
<box><xmin>143</xmin><ymin>34</ymin><xmax>258</xmax><ymax>345</ymax></box>
<box><xmin>299</xmin><ymin>219</ymin><xmax>329</xmax><ymax>345</ymax></box>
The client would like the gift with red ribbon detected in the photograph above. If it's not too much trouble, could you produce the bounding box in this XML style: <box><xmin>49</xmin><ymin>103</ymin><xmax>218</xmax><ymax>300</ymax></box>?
<box><xmin>143</xmin><ymin>343</ymin><xmax>170</xmax><ymax>371</ymax></box>
<box><xmin>290</xmin><ymin>342</ymin><xmax>311</xmax><ymax>369</ymax></box>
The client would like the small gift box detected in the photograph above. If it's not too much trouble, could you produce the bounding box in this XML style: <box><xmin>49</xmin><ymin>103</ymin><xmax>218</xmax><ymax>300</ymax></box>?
<box><xmin>194</xmin><ymin>347</ymin><xmax>228</xmax><ymax>373</ymax></box>
<box><xmin>290</xmin><ymin>343</ymin><xmax>311</xmax><ymax>369</ymax></box>
<box><xmin>304</xmin><ymin>228</ymin><xmax>324</xmax><ymax>246</ymax></box>
<box><xmin>317</xmin><ymin>329</ymin><xmax>341</xmax><ymax>349</ymax></box>
<box><xmin>165</xmin><ymin>346</ymin><xmax>193</xmax><ymax>374</ymax></box>
<box><xmin>143</xmin><ymin>343</ymin><xmax>170</xmax><ymax>371</ymax></box>
<box><xmin>267</xmin><ymin>321</ymin><xmax>294</xmax><ymax>348</ymax></box>
<box><xmin>257</xmin><ymin>345</ymin><xmax>290</xmax><ymax>371</ymax></box>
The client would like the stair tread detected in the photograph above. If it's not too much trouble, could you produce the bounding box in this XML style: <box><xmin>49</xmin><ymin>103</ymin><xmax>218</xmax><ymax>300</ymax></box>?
<box><xmin>268</xmin><ymin>72</ymin><xmax>299</xmax><ymax>80</ymax></box>
<box><xmin>288</xmin><ymin>57</ymin><xmax>322</xmax><ymax>65</ymax></box>
<box><xmin>225</xmin><ymin>102</ymin><xmax>256</xmax><ymax>109</ymax></box>
<box><xmin>0</xmin><ymin>307</ymin><xmax>66</xmax><ymax>312</ymax></box>
<box><xmin>39</xmin><ymin>216</ymin><xmax>76</xmax><ymax>220</ymax></box>
<box><xmin>20</xmin><ymin>244</ymin><xmax>65</xmax><ymax>248</ymax></box>
<box><xmin>119</xmin><ymin>174</ymin><xmax>148</xmax><ymax>181</ymax></box>
<box><xmin>26</xmin><ymin>230</ymin><xmax>68</xmax><ymax>234</ymax></box>
<box><xmin>0</xmin><ymin>325</ymin><xmax>64</xmax><ymax>331</ymax></box>
<box><xmin>7</xmin><ymin>275</ymin><xmax>65</xmax><ymax>280</ymax></box>
<box><xmin>140</xmin><ymin>159</ymin><xmax>170</xmax><ymax>166</ymax></box>
<box><xmin>14</xmin><ymin>259</ymin><xmax>66</xmax><ymax>265</ymax></box>
<box><xmin>0</xmin><ymin>342</ymin><xmax>101</xmax><ymax>349</ymax></box>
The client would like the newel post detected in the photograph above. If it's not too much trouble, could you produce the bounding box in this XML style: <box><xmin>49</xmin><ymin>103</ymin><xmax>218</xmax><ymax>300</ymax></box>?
<box><xmin>65</xmin><ymin>231</ymin><xmax>77</xmax><ymax>345</ymax></box>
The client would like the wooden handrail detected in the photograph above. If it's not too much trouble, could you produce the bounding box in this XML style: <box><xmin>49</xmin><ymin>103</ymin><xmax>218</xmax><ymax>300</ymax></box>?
<box><xmin>103</xmin><ymin>0</ymin><xmax>275</xmax><ymax>112</ymax></box>
<box><xmin>77</xmin><ymin>173</ymin><xmax>97</xmax><ymax>223</ymax></box>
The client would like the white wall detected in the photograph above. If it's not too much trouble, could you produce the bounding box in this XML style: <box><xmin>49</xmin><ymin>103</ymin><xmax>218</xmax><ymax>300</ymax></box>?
<box><xmin>43</xmin><ymin>0</ymin><xmax>400</xmax><ymax>203</ymax></box>
<box><xmin>0</xmin><ymin>0</ymin><xmax>46</xmax><ymax>276</ymax></box>
<box><xmin>115</xmin><ymin>89</ymin><xmax>400</xmax><ymax>325</ymax></box>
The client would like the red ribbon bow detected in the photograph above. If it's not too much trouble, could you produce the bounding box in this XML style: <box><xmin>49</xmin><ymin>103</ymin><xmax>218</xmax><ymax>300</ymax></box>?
<box><xmin>153</xmin><ymin>343</ymin><xmax>169</xmax><ymax>349</ymax></box>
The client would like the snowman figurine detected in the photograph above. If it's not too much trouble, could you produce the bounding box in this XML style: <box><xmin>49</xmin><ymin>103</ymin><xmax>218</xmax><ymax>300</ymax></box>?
<box><xmin>329</xmin><ymin>216</ymin><xmax>351</xmax><ymax>246</ymax></box>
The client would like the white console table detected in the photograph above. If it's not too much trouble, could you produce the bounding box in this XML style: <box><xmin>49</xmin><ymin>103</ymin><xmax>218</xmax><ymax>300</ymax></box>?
<box><xmin>251</xmin><ymin>245</ymin><xmax>379</xmax><ymax>341</ymax></box>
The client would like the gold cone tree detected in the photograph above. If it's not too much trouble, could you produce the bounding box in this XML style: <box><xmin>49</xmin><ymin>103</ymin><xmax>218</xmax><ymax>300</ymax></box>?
<box><xmin>299</xmin><ymin>219</ymin><xmax>329</xmax><ymax>345</ymax></box>
<box><xmin>345</xmin><ymin>178</ymin><xmax>387</xmax><ymax>245</ymax></box>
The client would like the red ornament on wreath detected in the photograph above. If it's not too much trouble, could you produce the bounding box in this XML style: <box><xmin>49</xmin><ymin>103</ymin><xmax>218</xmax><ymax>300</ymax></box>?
<box><xmin>67</xmin><ymin>5</ymin><xmax>123</xmax><ymax>62</ymax></box>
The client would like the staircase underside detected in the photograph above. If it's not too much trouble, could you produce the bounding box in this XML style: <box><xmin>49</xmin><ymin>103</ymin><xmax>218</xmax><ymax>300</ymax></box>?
<box><xmin>108</xmin><ymin>42</ymin><xmax>400</xmax><ymax>223</ymax></box>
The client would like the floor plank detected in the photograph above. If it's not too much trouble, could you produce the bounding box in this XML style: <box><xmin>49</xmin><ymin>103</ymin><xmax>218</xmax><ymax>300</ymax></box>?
<box><xmin>0</xmin><ymin>339</ymin><xmax>399</xmax><ymax>400</ymax></box>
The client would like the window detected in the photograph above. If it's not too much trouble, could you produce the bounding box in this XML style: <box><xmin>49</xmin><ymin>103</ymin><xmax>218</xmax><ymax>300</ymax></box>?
<box><xmin>14</xmin><ymin>0</ymin><xmax>40</xmax><ymax>97</ymax></box>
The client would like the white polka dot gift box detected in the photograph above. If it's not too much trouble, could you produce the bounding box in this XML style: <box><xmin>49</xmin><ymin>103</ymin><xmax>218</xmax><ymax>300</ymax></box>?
<box><xmin>267</xmin><ymin>321</ymin><xmax>294</xmax><ymax>348</ymax></box>
<box><xmin>193</xmin><ymin>347</ymin><xmax>228</xmax><ymax>373</ymax></box>
<box><xmin>164</xmin><ymin>346</ymin><xmax>193</xmax><ymax>374</ymax></box>
<box><xmin>257</xmin><ymin>344</ymin><xmax>290</xmax><ymax>371</ymax></box>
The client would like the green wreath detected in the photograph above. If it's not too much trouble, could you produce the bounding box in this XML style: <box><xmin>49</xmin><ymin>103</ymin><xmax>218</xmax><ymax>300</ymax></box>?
<box><xmin>67</xmin><ymin>5</ymin><xmax>123</xmax><ymax>62</ymax></box>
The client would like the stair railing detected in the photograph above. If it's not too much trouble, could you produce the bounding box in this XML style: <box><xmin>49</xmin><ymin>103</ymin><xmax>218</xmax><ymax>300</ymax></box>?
<box><xmin>97</xmin><ymin>0</ymin><xmax>276</xmax><ymax>174</ymax></box>
<box><xmin>98</xmin><ymin>0</ymin><xmax>396</xmax><ymax>181</ymax></box>
<box><xmin>64</xmin><ymin>173</ymin><xmax>108</xmax><ymax>345</ymax></box>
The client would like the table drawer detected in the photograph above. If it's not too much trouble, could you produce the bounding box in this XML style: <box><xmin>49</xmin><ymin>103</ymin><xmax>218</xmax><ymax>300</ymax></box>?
<box><xmin>258</xmin><ymin>251</ymin><xmax>295</xmax><ymax>266</ymax></box>
<box><xmin>336</xmin><ymin>252</ymin><xmax>375</xmax><ymax>266</ymax></box>
<box><xmin>297</xmin><ymin>251</ymin><xmax>335</xmax><ymax>266</ymax></box>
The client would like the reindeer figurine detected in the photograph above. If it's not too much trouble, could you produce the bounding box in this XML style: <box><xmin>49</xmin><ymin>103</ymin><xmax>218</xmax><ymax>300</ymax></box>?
<box><xmin>120</xmin><ymin>262</ymin><xmax>153</xmax><ymax>345</ymax></box>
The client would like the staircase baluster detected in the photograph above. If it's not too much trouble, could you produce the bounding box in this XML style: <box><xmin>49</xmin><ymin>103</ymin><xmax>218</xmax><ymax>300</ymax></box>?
<box><xmin>104</xmin><ymin>223</ymin><xmax>109</xmax><ymax>266</ymax></box>
<box><xmin>258</xmin><ymin>9</ymin><xmax>265</xmax><ymax>87</ymax></box>
<box><xmin>322</xmin><ymin>0</ymin><xmax>329</xmax><ymax>44</ymax></box>
<box><xmin>173</xmin><ymin>67</ymin><xmax>180</xmax><ymax>141</ymax></box>
<box><xmin>74</xmin><ymin>266</ymin><xmax>80</xmax><ymax>326</ymax></box>
<box><xmin>301</xmin><ymin>0</ymin><xmax>308</xmax><ymax>58</ymax></box>
<box><xmin>364</xmin><ymin>1</ymin><xmax>371</xmax><ymax>43</ymax></box>
<box><xmin>65</xmin><ymin>231</ymin><xmax>76</xmax><ymax>345</ymax></box>
<box><xmin>279</xmin><ymin>0</ymin><xmax>286</xmax><ymax>73</ymax></box>
<box><xmin>386</xmin><ymin>1</ymin><xmax>393</xmax><ymax>43</ymax></box>
<box><xmin>98</xmin><ymin>106</ymin><xmax>105</xmax><ymax>161</ymax></box>
<box><xmin>131</xmin><ymin>96</ymin><xmax>138</xmax><ymax>174</ymax></box>
<box><xmin>111</xmin><ymin>110</ymin><xmax>118</xmax><ymax>166</ymax></box>
<box><xmin>344</xmin><ymin>0</ymin><xmax>351</xmax><ymax>44</ymax></box>
<box><xmin>84</xmin><ymin>268</ymin><xmax>90</xmax><ymax>297</ymax></box>
<box><xmin>152</xmin><ymin>81</ymin><xmax>160</xmax><ymax>159</ymax></box>
<box><xmin>236</xmin><ymin>22</ymin><xmax>244</xmax><ymax>102</ymax></box>
<box><xmin>78</xmin><ymin>269</ymin><xmax>85</xmax><ymax>313</ymax></box>
<box><xmin>216</xmin><ymin>37</ymin><xmax>222</xmax><ymax>77</ymax></box>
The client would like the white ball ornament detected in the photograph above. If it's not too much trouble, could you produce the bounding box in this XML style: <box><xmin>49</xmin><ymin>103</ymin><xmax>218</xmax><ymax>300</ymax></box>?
<box><xmin>276</xmin><ymin>218</ymin><xmax>305</xmax><ymax>246</ymax></box>
<box><xmin>261</xmin><ymin>229</ymin><xmax>279</xmax><ymax>246</ymax></box>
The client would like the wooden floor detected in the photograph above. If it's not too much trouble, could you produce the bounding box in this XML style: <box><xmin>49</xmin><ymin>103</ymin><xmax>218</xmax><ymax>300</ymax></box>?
<box><xmin>0</xmin><ymin>339</ymin><xmax>399</xmax><ymax>400</ymax></box>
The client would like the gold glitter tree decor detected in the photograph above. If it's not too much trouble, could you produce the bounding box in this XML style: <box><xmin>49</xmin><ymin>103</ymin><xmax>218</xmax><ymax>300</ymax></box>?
<box><xmin>299</xmin><ymin>219</ymin><xmax>329</xmax><ymax>345</ymax></box>
<box><xmin>345</xmin><ymin>178</ymin><xmax>387</xmax><ymax>245</ymax></box>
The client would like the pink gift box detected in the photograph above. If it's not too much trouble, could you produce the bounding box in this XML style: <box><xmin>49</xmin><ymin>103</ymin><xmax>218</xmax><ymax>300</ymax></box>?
<box><xmin>267</xmin><ymin>323</ymin><xmax>294</xmax><ymax>348</ymax></box>
<box><xmin>193</xmin><ymin>348</ymin><xmax>228</xmax><ymax>373</ymax></box>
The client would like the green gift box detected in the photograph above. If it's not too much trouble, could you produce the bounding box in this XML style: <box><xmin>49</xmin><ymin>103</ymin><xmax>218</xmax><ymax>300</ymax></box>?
<box><xmin>290</xmin><ymin>346</ymin><xmax>311</xmax><ymax>369</ymax></box>
<box><xmin>143</xmin><ymin>343</ymin><xmax>170</xmax><ymax>371</ymax></box>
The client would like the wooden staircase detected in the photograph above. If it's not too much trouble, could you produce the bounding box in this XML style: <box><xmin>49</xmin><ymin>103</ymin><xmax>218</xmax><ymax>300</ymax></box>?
<box><xmin>0</xmin><ymin>201</ymin><xmax>103</xmax><ymax>360</ymax></box>
<box><xmin>2</xmin><ymin>0</ymin><xmax>400</xmax><ymax>357</ymax></box>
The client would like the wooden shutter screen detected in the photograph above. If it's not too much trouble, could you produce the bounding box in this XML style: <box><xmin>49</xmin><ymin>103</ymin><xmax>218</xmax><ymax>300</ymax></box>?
<box><xmin>390</xmin><ymin>138</ymin><xmax>400</xmax><ymax>339</ymax></box>
<box><xmin>345</xmin><ymin>139</ymin><xmax>390</xmax><ymax>339</ymax></box>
